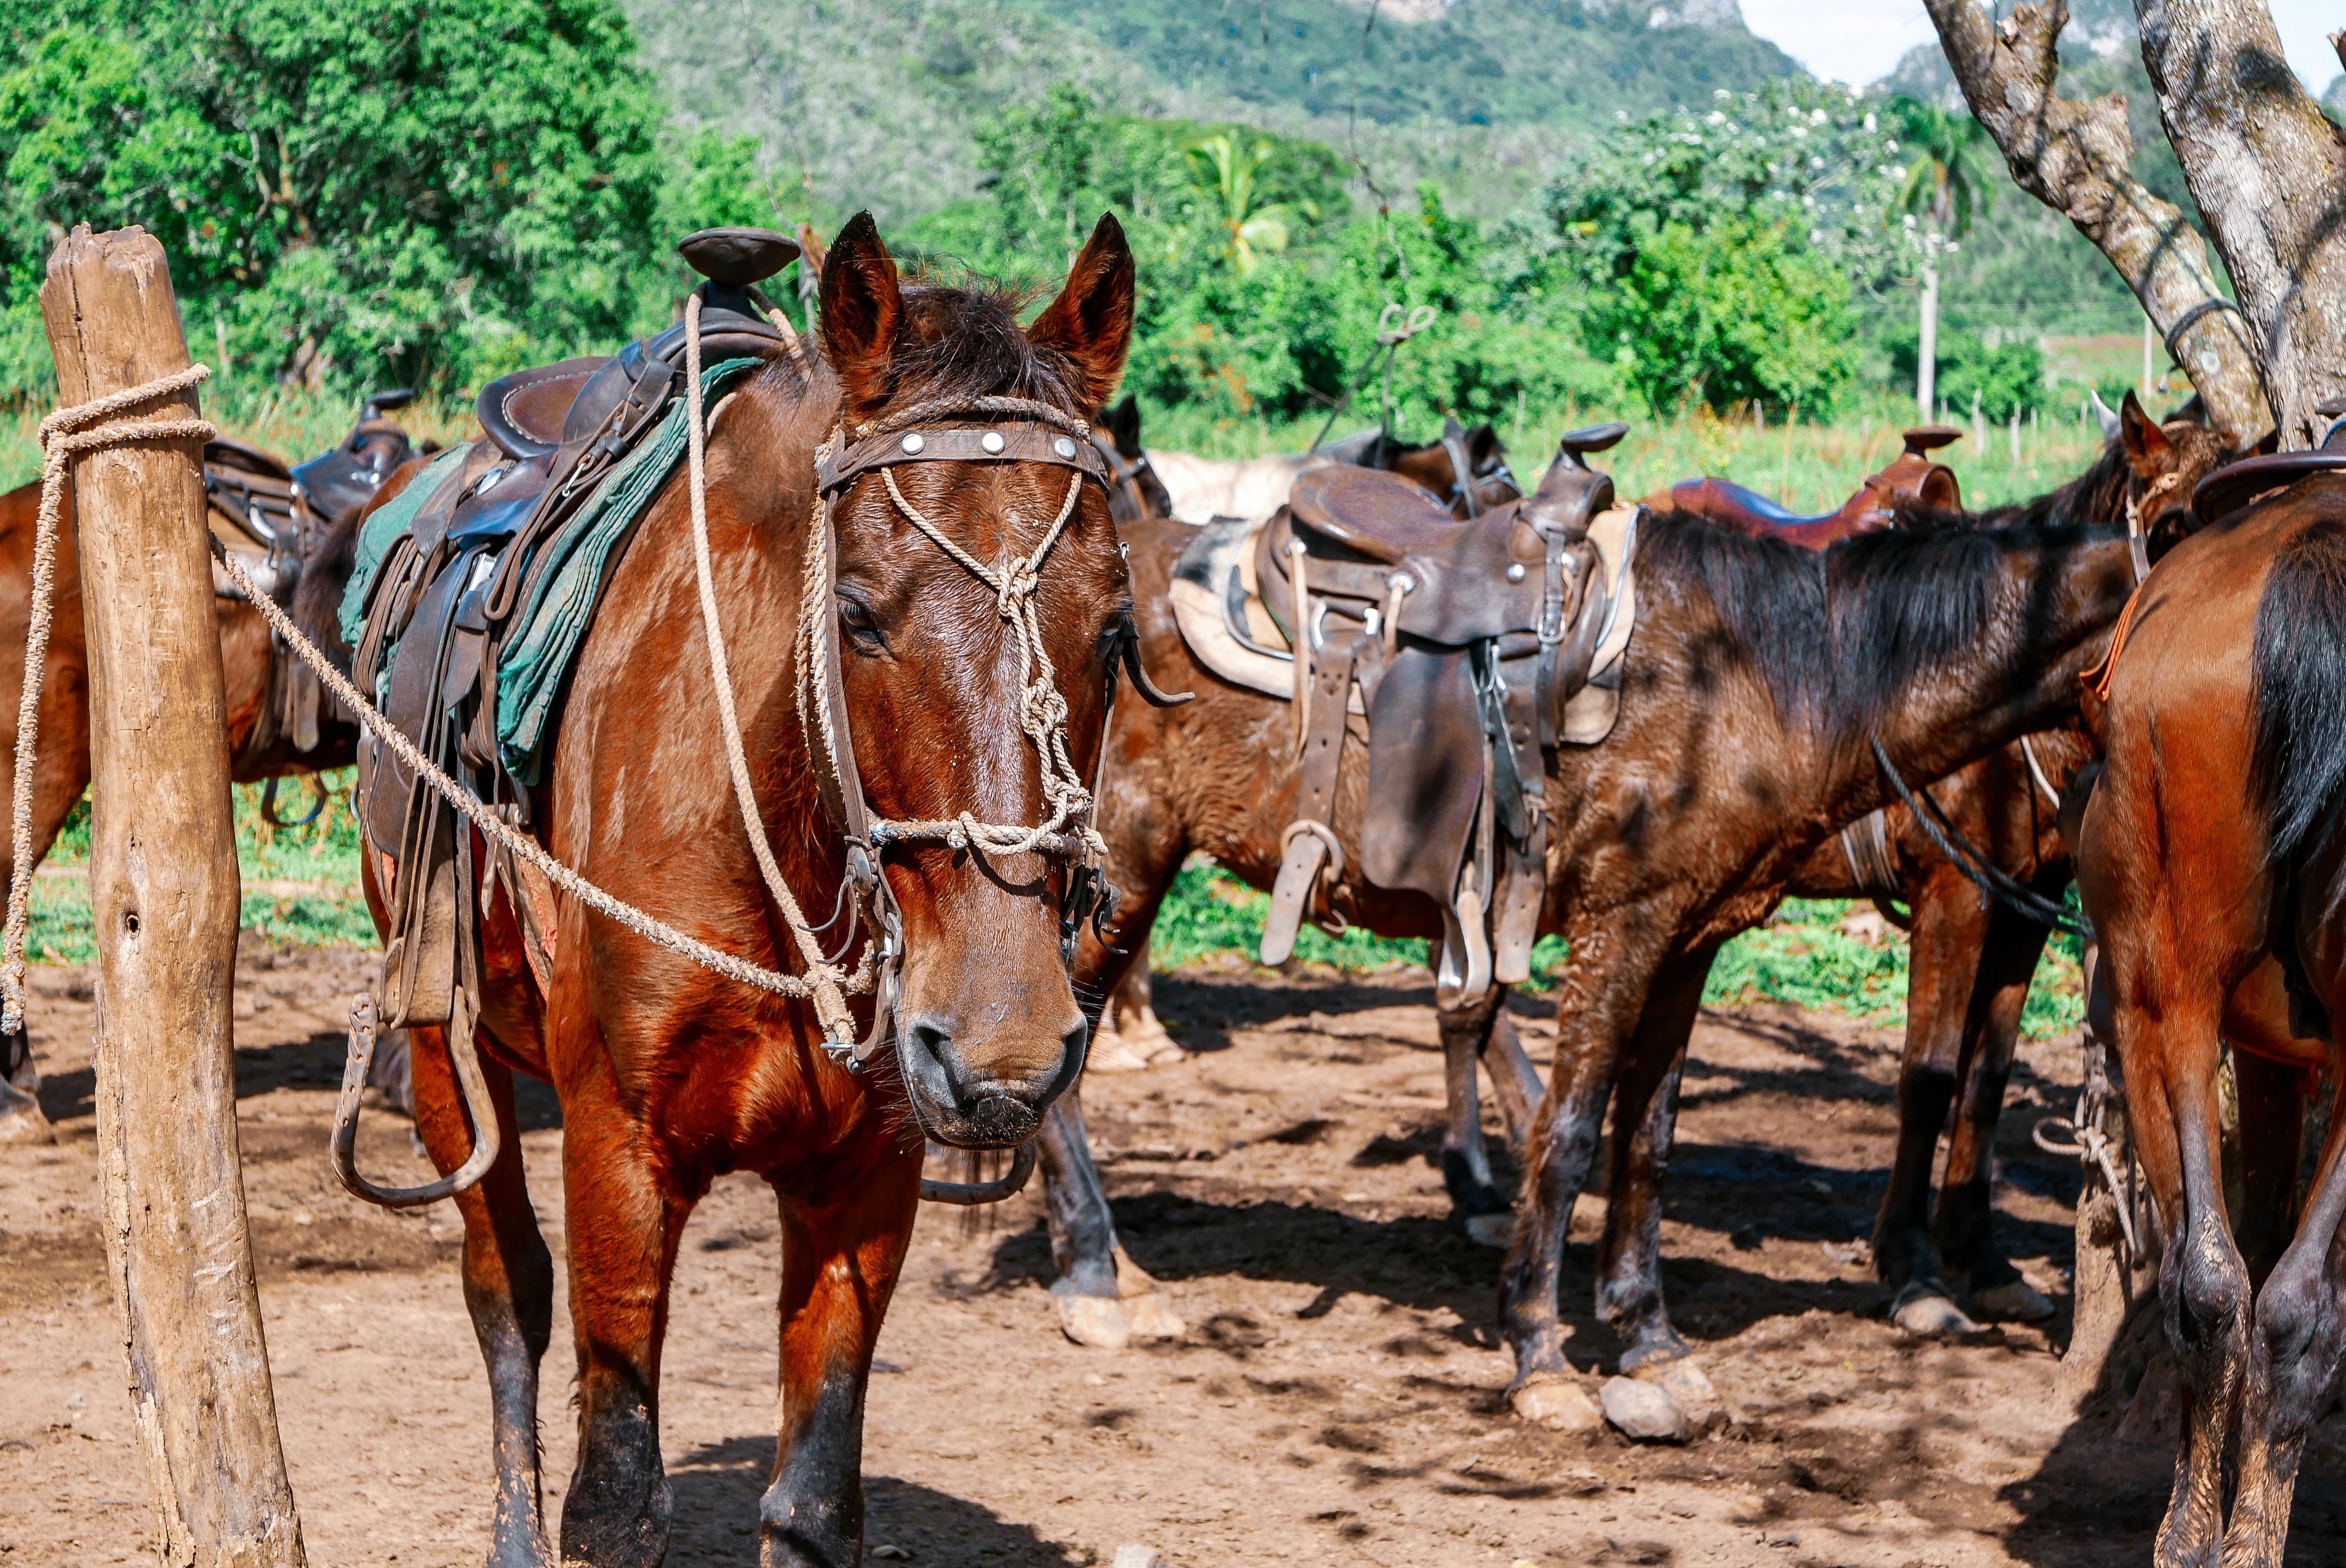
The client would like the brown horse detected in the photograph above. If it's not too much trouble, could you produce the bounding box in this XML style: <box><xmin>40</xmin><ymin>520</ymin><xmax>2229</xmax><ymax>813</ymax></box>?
<box><xmin>2073</xmin><ymin>467</ymin><xmax>2346</xmax><ymax>1566</ymax></box>
<box><xmin>0</xmin><ymin>411</ymin><xmax>409</xmax><ymax>1144</ymax></box>
<box><xmin>1044</xmin><ymin>400</ymin><xmax>2220</xmax><ymax>1353</ymax></box>
<box><xmin>354</xmin><ymin>215</ymin><xmax>1140</xmax><ymax>1566</ymax></box>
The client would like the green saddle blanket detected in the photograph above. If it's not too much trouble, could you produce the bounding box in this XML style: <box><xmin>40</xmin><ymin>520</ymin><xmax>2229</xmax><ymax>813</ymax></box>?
<box><xmin>338</xmin><ymin>355</ymin><xmax>761</xmax><ymax>787</ymax></box>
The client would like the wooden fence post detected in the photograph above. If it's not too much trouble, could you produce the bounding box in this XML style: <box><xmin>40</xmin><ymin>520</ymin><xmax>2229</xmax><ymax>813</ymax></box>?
<box><xmin>38</xmin><ymin>226</ymin><xmax>307</xmax><ymax>1566</ymax></box>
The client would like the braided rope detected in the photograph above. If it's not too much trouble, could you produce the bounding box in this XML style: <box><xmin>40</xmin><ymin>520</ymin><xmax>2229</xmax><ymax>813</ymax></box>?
<box><xmin>211</xmin><ymin>544</ymin><xmax>862</xmax><ymax>1006</ymax></box>
<box><xmin>874</xmin><ymin>464</ymin><xmax>1105</xmax><ymax>860</ymax></box>
<box><xmin>4</xmin><ymin>364</ymin><xmax>216</xmax><ymax>1035</ymax></box>
<box><xmin>682</xmin><ymin>294</ymin><xmax>863</xmax><ymax>1040</ymax></box>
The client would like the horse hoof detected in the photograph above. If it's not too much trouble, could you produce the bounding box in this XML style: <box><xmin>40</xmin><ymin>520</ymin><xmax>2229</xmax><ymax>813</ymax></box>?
<box><xmin>1634</xmin><ymin>1360</ymin><xmax>1720</xmax><ymax>1431</ymax></box>
<box><xmin>0</xmin><ymin>1084</ymin><xmax>53</xmax><ymax>1146</ymax></box>
<box><xmin>1971</xmin><ymin>1279</ymin><xmax>2055</xmax><ymax>1323</ymax></box>
<box><xmin>1464</xmin><ymin>1212</ymin><xmax>1513</xmax><ymax>1248</ymax></box>
<box><xmin>1086</xmin><ymin>1026</ymin><xmax>1158</xmax><ymax>1075</ymax></box>
<box><xmin>1510</xmin><ymin>1373</ymin><xmax>1603</xmax><ymax>1431</ymax></box>
<box><xmin>1122</xmin><ymin>1291</ymin><xmax>1186</xmax><ymax>1342</ymax></box>
<box><xmin>1601</xmin><ymin>1375</ymin><xmax>1690</xmax><ymax>1443</ymax></box>
<box><xmin>1892</xmin><ymin>1288</ymin><xmax>1979</xmax><ymax>1337</ymax></box>
<box><xmin>1054</xmin><ymin>1290</ymin><xmax>1131</xmax><ymax>1349</ymax></box>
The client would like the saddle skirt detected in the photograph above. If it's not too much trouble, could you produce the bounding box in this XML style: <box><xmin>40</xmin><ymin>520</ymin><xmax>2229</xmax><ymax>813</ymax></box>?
<box><xmin>1168</xmin><ymin>432</ymin><xmax>1640</xmax><ymax>1010</ymax></box>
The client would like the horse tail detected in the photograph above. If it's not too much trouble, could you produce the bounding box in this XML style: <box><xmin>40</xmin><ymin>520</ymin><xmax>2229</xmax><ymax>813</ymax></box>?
<box><xmin>2249</xmin><ymin>513</ymin><xmax>2346</xmax><ymax>905</ymax></box>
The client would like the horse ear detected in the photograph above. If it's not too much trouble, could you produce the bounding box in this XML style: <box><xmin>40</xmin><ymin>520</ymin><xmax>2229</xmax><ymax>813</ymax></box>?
<box><xmin>1467</xmin><ymin>423</ymin><xmax>1501</xmax><ymax>466</ymax></box>
<box><xmin>2119</xmin><ymin>388</ymin><xmax>2170</xmax><ymax>473</ymax></box>
<box><xmin>1103</xmin><ymin>393</ymin><xmax>1143</xmax><ymax>459</ymax></box>
<box><xmin>1027</xmin><ymin>213</ymin><xmax>1135</xmax><ymax>412</ymax></box>
<box><xmin>819</xmin><ymin>212</ymin><xmax>901</xmax><ymax>422</ymax></box>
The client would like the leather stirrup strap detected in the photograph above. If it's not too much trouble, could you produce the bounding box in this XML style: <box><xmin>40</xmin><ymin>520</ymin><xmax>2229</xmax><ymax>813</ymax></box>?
<box><xmin>1263</xmin><ymin>632</ymin><xmax>1362</xmax><ymax>965</ymax></box>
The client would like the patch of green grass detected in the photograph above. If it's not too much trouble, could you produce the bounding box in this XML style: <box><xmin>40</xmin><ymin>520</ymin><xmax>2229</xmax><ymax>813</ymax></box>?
<box><xmin>31</xmin><ymin>769</ymin><xmax>370</xmax><ymax>962</ymax></box>
<box><xmin>1149</xmin><ymin>867</ymin><xmax>2085</xmax><ymax>1040</ymax></box>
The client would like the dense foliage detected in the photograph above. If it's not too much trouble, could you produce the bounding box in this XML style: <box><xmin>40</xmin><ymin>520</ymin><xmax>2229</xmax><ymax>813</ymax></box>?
<box><xmin>0</xmin><ymin>0</ymin><xmax>764</xmax><ymax>400</ymax></box>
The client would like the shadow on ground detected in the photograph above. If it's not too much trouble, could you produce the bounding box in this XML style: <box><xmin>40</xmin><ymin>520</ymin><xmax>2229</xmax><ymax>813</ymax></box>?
<box><xmin>667</xmin><ymin>1435</ymin><xmax>1082</xmax><ymax>1566</ymax></box>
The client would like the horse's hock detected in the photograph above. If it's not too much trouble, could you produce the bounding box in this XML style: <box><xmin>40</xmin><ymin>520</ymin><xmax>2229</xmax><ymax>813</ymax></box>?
<box><xmin>34</xmin><ymin>226</ymin><xmax>308</xmax><ymax>1565</ymax></box>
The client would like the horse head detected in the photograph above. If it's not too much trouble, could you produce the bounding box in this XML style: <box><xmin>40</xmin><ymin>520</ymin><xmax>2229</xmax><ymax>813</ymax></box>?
<box><xmin>1383</xmin><ymin>418</ymin><xmax>1521</xmax><ymax>518</ymax></box>
<box><xmin>817</xmin><ymin>211</ymin><xmax>1139</xmax><ymax>1147</ymax></box>
<box><xmin>2117</xmin><ymin>389</ymin><xmax>2237</xmax><ymax>562</ymax></box>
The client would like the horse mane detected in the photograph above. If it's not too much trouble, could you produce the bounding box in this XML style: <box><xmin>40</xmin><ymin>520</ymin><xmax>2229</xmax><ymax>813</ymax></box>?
<box><xmin>1639</xmin><ymin>507</ymin><xmax>2047</xmax><ymax>736</ymax></box>
<box><xmin>871</xmin><ymin>282</ymin><xmax>1094</xmax><ymax>415</ymax></box>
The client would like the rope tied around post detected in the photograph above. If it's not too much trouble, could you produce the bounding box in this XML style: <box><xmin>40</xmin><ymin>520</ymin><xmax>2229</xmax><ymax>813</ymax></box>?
<box><xmin>4</xmin><ymin>362</ymin><xmax>216</xmax><ymax>1036</ymax></box>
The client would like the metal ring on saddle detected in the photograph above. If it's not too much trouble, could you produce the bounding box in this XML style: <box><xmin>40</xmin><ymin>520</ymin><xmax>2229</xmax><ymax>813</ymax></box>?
<box><xmin>1280</xmin><ymin>819</ymin><xmax>1345</xmax><ymax>887</ymax></box>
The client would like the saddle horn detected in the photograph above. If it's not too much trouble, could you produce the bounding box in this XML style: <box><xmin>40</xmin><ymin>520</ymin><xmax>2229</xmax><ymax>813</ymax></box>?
<box><xmin>1552</xmin><ymin>422</ymin><xmax>1628</xmax><ymax>472</ymax></box>
<box><xmin>679</xmin><ymin>227</ymin><xmax>802</xmax><ymax>288</ymax></box>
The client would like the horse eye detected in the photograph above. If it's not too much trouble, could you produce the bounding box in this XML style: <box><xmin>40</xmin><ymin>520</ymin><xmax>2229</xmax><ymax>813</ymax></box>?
<box><xmin>838</xmin><ymin>595</ymin><xmax>886</xmax><ymax>652</ymax></box>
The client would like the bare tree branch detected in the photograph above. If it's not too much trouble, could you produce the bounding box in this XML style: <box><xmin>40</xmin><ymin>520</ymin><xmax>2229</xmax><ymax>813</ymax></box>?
<box><xmin>2137</xmin><ymin>0</ymin><xmax>2346</xmax><ymax>447</ymax></box>
<box><xmin>1921</xmin><ymin>0</ymin><xmax>2269</xmax><ymax>446</ymax></box>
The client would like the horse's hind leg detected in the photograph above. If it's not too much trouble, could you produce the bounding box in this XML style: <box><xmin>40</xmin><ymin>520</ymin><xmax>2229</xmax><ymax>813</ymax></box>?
<box><xmin>1481</xmin><ymin>1004</ymin><xmax>1544</xmax><ymax>1148</ymax></box>
<box><xmin>410</xmin><ymin>1023</ymin><xmax>556</xmax><ymax>1568</ymax></box>
<box><xmin>1872</xmin><ymin>866</ymin><xmax>1986</xmax><ymax>1327</ymax></box>
<box><xmin>2224</xmin><ymin>1070</ymin><xmax>2346</xmax><ymax>1567</ymax></box>
<box><xmin>1935</xmin><ymin>899</ymin><xmax>2057</xmax><ymax>1323</ymax></box>
<box><xmin>759</xmin><ymin>1154</ymin><xmax>920</xmax><ymax>1568</ymax></box>
<box><xmin>1437</xmin><ymin>985</ymin><xmax>1509</xmax><ymax>1236</ymax></box>
<box><xmin>0</xmin><ymin>710</ymin><xmax>92</xmax><ymax>1147</ymax></box>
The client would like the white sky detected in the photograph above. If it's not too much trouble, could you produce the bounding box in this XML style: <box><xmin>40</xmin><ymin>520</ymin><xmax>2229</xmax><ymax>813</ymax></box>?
<box><xmin>1738</xmin><ymin>0</ymin><xmax>2341</xmax><ymax>93</ymax></box>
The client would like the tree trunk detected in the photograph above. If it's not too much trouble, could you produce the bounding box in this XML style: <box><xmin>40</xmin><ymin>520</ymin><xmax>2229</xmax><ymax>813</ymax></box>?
<box><xmin>2134</xmin><ymin>2</ymin><xmax>2346</xmax><ymax>448</ymax></box>
<box><xmin>38</xmin><ymin>225</ymin><xmax>307</xmax><ymax>1567</ymax></box>
<box><xmin>1921</xmin><ymin>0</ymin><xmax>2271</xmax><ymax>448</ymax></box>
<box><xmin>1917</xmin><ymin>253</ymin><xmax>1940</xmax><ymax>425</ymax></box>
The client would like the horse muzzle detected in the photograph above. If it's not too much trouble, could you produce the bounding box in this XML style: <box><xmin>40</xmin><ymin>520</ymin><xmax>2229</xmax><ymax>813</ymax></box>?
<box><xmin>893</xmin><ymin>1006</ymin><xmax>1085</xmax><ymax>1149</ymax></box>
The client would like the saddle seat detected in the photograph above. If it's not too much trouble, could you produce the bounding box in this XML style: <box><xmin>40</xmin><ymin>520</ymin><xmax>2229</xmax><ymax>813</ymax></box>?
<box><xmin>1212</xmin><ymin>423</ymin><xmax>1639</xmax><ymax>1013</ymax></box>
<box><xmin>1649</xmin><ymin>425</ymin><xmax>1964</xmax><ymax>550</ymax></box>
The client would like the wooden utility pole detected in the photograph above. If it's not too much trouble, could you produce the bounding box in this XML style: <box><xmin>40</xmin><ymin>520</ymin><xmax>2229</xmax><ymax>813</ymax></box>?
<box><xmin>38</xmin><ymin>226</ymin><xmax>306</xmax><ymax>1566</ymax></box>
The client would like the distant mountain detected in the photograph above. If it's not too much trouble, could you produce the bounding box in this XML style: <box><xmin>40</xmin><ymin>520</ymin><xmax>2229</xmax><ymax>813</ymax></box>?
<box><xmin>621</xmin><ymin>0</ymin><xmax>1798</xmax><ymax>225</ymax></box>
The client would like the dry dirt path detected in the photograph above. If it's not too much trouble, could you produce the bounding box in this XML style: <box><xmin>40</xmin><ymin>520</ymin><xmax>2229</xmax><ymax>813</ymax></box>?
<box><xmin>4</xmin><ymin>948</ymin><xmax>2343</xmax><ymax>1566</ymax></box>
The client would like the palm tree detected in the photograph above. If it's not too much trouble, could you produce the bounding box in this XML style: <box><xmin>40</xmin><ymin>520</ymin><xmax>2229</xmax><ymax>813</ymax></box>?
<box><xmin>1890</xmin><ymin>98</ymin><xmax>1995</xmax><ymax>424</ymax></box>
<box><xmin>1188</xmin><ymin>134</ymin><xmax>1305</xmax><ymax>275</ymax></box>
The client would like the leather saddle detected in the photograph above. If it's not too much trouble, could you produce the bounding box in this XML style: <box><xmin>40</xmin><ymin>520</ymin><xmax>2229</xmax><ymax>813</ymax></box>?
<box><xmin>1251</xmin><ymin>422</ymin><xmax>1634</xmax><ymax>1009</ymax></box>
<box><xmin>205</xmin><ymin>394</ymin><xmax>420</xmax><ymax>764</ymax></box>
<box><xmin>2192</xmin><ymin>398</ymin><xmax>2346</xmax><ymax>524</ymax></box>
<box><xmin>349</xmin><ymin>226</ymin><xmax>799</xmax><ymax>1038</ymax></box>
<box><xmin>1649</xmin><ymin>425</ymin><xmax>1964</xmax><ymax>547</ymax></box>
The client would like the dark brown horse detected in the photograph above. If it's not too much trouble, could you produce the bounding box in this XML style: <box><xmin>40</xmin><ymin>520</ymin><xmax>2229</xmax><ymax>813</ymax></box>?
<box><xmin>0</xmin><ymin>410</ymin><xmax>408</xmax><ymax>1143</ymax></box>
<box><xmin>356</xmin><ymin>215</ymin><xmax>1140</xmax><ymax>1566</ymax></box>
<box><xmin>2073</xmin><ymin>465</ymin><xmax>2346</xmax><ymax>1567</ymax></box>
<box><xmin>1046</xmin><ymin>400</ymin><xmax>2221</xmax><ymax>1354</ymax></box>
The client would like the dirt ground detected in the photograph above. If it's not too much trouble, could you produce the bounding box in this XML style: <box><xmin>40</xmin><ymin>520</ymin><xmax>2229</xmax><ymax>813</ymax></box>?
<box><xmin>4</xmin><ymin>944</ymin><xmax>2344</xmax><ymax>1567</ymax></box>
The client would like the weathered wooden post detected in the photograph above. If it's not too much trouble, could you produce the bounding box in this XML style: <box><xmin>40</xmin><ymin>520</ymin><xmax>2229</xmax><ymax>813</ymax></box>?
<box><xmin>38</xmin><ymin>226</ymin><xmax>306</xmax><ymax>1565</ymax></box>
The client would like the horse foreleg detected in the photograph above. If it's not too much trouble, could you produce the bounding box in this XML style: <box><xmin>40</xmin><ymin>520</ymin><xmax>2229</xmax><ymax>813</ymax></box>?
<box><xmin>557</xmin><ymin>1095</ymin><xmax>690</xmax><ymax>1567</ymax></box>
<box><xmin>1593</xmin><ymin>948</ymin><xmax>1708</xmax><ymax>1372</ymax></box>
<box><xmin>758</xmin><ymin>1152</ymin><xmax>919</xmax><ymax>1568</ymax></box>
<box><xmin>1503</xmin><ymin>920</ymin><xmax>1662</xmax><ymax>1427</ymax></box>
<box><xmin>1934</xmin><ymin>897</ymin><xmax>2056</xmax><ymax>1323</ymax></box>
<box><xmin>2224</xmin><ymin>1068</ymin><xmax>2346</xmax><ymax>1567</ymax></box>
<box><xmin>411</xmin><ymin>1024</ymin><xmax>555</xmax><ymax>1568</ymax></box>
<box><xmin>1038</xmin><ymin>1086</ymin><xmax>1127</xmax><ymax>1346</ymax></box>
<box><xmin>1872</xmin><ymin>865</ymin><xmax>1985</xmax><ymax>1321</ymax></box>
<box><xmin>1435</xmin><ymin>985</ymin><xmax>1507</xmax><ymax>1232</ymax></box>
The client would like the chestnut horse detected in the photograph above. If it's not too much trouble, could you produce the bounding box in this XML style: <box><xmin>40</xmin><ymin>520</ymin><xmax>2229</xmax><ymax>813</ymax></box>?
<box><xmin>359</xmin><ymin>214</ymin><xmax>1141</xmax><ymax>1566</ymax></box>
<box><xmin>2073</xmin><ymin>467</ymin><xmax>2346</xmax><ymax>1566</ymax></box>
<box><xmin>0</xmin><ymin>414</ymin><xmax>409</xmax><ymax>1144</ymax></box>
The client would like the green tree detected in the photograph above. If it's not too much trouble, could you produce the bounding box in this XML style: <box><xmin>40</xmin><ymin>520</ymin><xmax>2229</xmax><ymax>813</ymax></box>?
<box><xmin>1888</xmin><ymin>96</ymin><xmax>1995</xmax><ymax>422</ymax></box>
<box><xmin>1187</xmin><ymin>134</ymin><xmax>1305</xmax><ymax>275</ymax></box>
<box><xmin>0</xmin><ymin>0</ymin><xmax>680</xmax><ymax>399</ymax></box>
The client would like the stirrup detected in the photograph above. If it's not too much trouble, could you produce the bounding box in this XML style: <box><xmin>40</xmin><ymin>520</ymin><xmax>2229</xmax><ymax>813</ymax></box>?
<box><xmin>1262</xmin><ymin>819</ymin><xmax>1342</xmax><ymax>965</ymax></box>
<box><xmin>331</xmin><ymin>992</ymin><xmax>500</xmax><ymax>1208</ymax></box>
